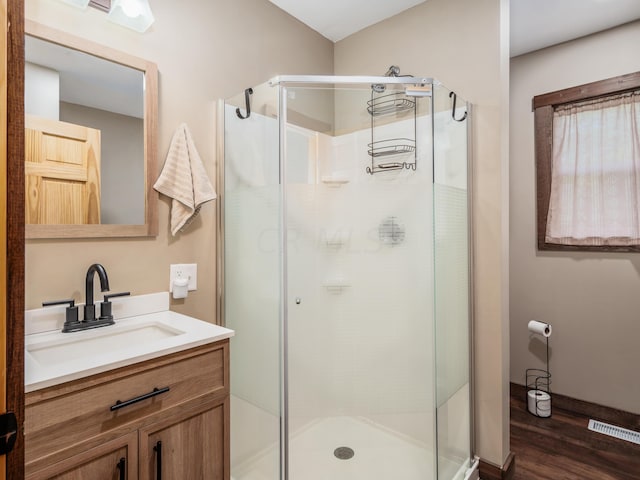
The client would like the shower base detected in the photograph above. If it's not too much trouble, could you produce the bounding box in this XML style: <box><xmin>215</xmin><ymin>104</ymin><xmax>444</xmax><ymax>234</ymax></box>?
<box><xmin>233</xmin><ymin>415</ymin><xmax>452</xmax><ymax>480</ymax></box>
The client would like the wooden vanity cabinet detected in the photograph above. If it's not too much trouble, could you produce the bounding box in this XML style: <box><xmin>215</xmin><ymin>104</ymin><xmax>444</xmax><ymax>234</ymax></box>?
<box><xmin>25</xmin><ymin>340</ymin><xmax>230</xmax><ymax>480</ymax></box>
<box><xmin>139</xmin><ymin>397</ymin><xmax>228</xmax><ymax>479</ymax></box>
<box><xmin>26</xmin><ymin>432</ymin><xmax>138</xmax><ymax>480</ymax></box>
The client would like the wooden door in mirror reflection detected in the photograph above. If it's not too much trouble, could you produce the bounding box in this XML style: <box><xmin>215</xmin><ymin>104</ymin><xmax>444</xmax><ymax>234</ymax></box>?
<box><xmin>25</xmin><ymin>115</ymin><xmax>101</xmax><ymax>225</ymax></box>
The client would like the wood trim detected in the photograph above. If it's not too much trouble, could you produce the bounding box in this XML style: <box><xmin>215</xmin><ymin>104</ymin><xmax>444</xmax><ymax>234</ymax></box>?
<box><xmin>511</xmin><ymin>383</ymin><xmax>639</xmax><ymax>430</ymax></box>
<box><xmin>144</xmin><ymin>60</ymin><xmax>159</xmax><ymax>237</ymax></box>
<box><xmin>533</xmin><ymin>71</ymin><xmax>640</xmax><ymax>109</ymax></box>
<box><xmin>26</xmin><ymin>223</ymin><xmax>156</xmax><ymax>239</ymax></box>
<box><xmin>0</xmin><ymin>0</ymin><xmax>7</xmax><ymax>476</ymax></box>
<box><xmin>534</xmin><ymin>105</ymin><xmax>552</xmax><ymax>251</ymax></box>
<box><xmin>24</xmin><ymin>20</ymin><xmax>153</xmax><ymax>72</ymax></box>
<box><xmin>6</xmin><ymin>0</ymin><xmax>25</xmax><ymax>478</ymax></box>
<box><xmin>479</xmin><ymin>452</ymin><xmax>515</xmax><ymax>480</ymax></box>
<box><xmin>24</xmin><ymin>20</ymin><xmax>159</xmax><ymax>239</ymax></box>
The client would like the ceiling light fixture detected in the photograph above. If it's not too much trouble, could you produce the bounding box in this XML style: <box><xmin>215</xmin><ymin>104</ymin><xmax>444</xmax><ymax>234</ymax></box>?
<box><xmin>55</xmin><ymin>0</ymin><xmax>155</xmax><ymax>33</ymax></box>
<box><xmin>108</xmin><ymin>0</ymin><xmax>155</xmax><ymax>33</ymax></box>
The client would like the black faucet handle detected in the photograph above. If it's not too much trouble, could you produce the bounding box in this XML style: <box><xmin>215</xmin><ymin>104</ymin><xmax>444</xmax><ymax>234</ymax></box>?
<box><xmin>43</xmin><ymin>298</ymin><xmax>75</xmax><ymax>308</ymax></box>
<box><xmin>100</xmin><ymin>292</ymin><xmax>131</xmax><ymax>320</ymax></box>
<box><xmin>43</xmin><ymin>299</ymin><xmax>80</xmax><ymax>330</ymax></box>
<box><xmin>104</xmin><ymin>292</ymin><xmax>131</xmax><ymax>302</ymax></box>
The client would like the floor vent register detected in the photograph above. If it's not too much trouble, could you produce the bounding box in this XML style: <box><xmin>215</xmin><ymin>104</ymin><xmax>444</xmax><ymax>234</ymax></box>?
<box><xmin>588</xmin><ymin>419</ymin><xmax>640</xmax><ymax>445</ymax></box>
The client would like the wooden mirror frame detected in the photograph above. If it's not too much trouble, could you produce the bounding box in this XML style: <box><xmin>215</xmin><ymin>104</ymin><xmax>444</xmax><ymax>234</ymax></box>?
<box><xmin>24</xmin><ymin>20</ymin><xmax>158</xmax><ymax>239</ymax></box>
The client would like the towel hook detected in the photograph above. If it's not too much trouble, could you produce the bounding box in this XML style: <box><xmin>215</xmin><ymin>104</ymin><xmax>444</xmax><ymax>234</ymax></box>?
<box><xmin>449</xmin><ymin>91</ymin><xmax>468</xmax><ymax>122</ymax></box>
<box><xmin>236</xmin><ymin>88</ymin><xmax>253</xmax><ymax>119</ymax></box>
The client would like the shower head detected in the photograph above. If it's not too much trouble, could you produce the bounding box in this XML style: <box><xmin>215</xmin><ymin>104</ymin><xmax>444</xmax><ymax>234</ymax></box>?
<box><xmin>384</xmin><ymin>65</ymin><xmax>401</xmax><ymax>77</ymax></box>
<box><xmin>372</xmin><ymin>65</ymin><xmax>403</xmax><ymax>92</ymax></box>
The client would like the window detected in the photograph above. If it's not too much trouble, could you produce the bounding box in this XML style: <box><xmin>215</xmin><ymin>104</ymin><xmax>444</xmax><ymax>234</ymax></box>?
<box><xmin>533</xmin><ymin>71</ymin><xmax>640</xmax><ymax>252</ymax></box>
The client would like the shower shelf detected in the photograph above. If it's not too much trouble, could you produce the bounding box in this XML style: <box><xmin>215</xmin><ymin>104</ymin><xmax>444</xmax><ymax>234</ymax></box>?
<box><xmin>367</xmin><ymin>139</ymin><xmax>416</xmax><ymax>157</ymax></box>
<box><xmin>322</xmin><ymin>231</ymin><xmax>349</xmax><ymax>247</ymax></box>
<box><xmin>366</xmin><ymin>89</ymin><xmax>417</xmax><ymax>175</ymax></box>
<box><xmin>366</xmin><ymin>92</ymin><xmax>415</xmax><ymax>117</ymax></box>
<box><xmin>321</xmin><ymin>175</ymin><xmax>350</xmax><ymax>186</ymax></box>
<box><xmin>322</xmin><ymin>279</ymin><xmax>351</xmax><ymax>292</ymax></box>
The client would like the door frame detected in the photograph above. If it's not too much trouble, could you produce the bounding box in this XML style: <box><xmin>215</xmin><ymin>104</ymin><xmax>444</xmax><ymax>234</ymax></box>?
<box><xmin>6</xmin><ymin>0</ymin><xmax>25</xmax><ymax>478</ymax></box>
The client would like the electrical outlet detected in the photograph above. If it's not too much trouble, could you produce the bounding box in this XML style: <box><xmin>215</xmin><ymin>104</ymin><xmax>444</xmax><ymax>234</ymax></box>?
<box><xmin>169</xmin><ymin>264</ymin><xmax>197</xmax><ymax>292</ymax></box>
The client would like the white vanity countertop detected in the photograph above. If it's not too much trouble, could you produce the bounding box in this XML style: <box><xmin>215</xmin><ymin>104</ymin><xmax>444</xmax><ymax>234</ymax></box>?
<box><xmin>25</xmin><ymin>292</ymin><xmax>234</xmax><ymax>392</ymax></box>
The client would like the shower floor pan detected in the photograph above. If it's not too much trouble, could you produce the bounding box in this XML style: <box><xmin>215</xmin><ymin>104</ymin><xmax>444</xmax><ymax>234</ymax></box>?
<box><xmin>233</xmin><ymin>415</ymin><xmax>449</xmax><ymax>480</ymax></box>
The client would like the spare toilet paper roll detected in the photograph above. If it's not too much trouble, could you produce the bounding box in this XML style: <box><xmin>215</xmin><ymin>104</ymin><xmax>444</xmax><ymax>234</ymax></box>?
<box><xmin>527</xmin><ymin>389</ymin><xmax>551</xmax><ymax>417</ymax></box>
<box><xmin>528</xmin><ymin>320</ymin><xmax>552</xmax><ymax>337</ymax></box>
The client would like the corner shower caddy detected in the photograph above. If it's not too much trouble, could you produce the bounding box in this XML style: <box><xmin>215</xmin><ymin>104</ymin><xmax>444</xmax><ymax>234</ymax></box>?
<box><xmin>366</xmin><ymin>90</ymin><xmax>417</xmax><ymax>174</ymax></box>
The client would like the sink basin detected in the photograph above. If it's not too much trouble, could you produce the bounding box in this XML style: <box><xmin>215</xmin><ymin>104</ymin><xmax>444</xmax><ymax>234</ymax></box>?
<box><xmin>27</xmin><ymin>320</ymin><xmax>185</xmax><ymax>366</ymax></box>
<box><xmin>25</xmin><ymin>308</ymin><xmax>234</xmax><ymax>392</ymax></box>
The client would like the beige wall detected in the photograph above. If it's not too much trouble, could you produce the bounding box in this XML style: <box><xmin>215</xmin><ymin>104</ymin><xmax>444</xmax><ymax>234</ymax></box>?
<box><xmin>60</xmin><ymin>102</ymin><xmax>145</xmax><ymax>225</ymax></box>
<box><xmin>510</xmin><ymin>21</ymin><xmax>640</xmax><ymax>415</ymax></box>
<box><xmin>25</xmin><ymin>0</ymin><xmax>511</xmax><ymax>468</ymax></box>
<box><xmin>24</xmin><ymin>0</ymin><xmax>333</xmax><ymax>320</ymax></box>
<box><xmin>335</xmin><ymin>0</ymin><xmax>510</xmax><ymax>467</ymax></box>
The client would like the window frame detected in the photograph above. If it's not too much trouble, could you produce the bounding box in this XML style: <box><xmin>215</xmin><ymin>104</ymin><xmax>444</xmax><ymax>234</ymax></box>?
<box><xmin>533</xmin><ymin>71</ymin><xmax>640</xmax><ymax>252</ymax></box>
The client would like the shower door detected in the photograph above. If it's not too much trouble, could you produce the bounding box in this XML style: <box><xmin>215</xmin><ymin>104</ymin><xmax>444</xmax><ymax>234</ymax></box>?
<box><xmin>281</xmin><ymin>81</ymin><xmax>438</xmax><ymax>480</ymax></box>
<box><xmin>222</xmin><ymin>83</ymin><xmax>283</xmax><ymax>480</ymax></box>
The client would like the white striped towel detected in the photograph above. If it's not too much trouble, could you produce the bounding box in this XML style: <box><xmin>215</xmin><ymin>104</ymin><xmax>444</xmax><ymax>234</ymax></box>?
<box><xmin>154</xmin><ymin>123</ymin><xmax>217</xmax><ymax>235</ymax></box>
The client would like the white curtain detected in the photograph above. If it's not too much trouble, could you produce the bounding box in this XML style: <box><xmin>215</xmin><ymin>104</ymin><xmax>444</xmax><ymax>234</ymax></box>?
<box><xmin>546</xmin><ymin>90</ymin><xmax>640</xmax><ymax>246</ymax></box>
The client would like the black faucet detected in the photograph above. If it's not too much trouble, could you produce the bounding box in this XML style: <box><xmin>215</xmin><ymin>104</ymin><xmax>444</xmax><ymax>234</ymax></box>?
<box><xmin>43</xmin><ymin>263</ymin><xmax>130</xmax><ymax>332</ymax></box>
<box><xmin>84</xmin><ymin>263</ymin><xmax>110</xmax><ymax>322</ymax></box>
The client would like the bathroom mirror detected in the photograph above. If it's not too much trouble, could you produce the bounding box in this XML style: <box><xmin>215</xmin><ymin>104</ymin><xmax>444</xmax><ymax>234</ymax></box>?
<box><xmin>24</xmin><ymin>20</ymin><xmax>158</xmax><ymax>238</ymax></box>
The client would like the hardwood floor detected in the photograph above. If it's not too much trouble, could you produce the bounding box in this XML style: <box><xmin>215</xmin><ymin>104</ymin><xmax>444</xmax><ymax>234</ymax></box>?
<box><xmin>510</xmin><ymin>383</ymin><xmax>640</xmax><ymax>480</ymax></box>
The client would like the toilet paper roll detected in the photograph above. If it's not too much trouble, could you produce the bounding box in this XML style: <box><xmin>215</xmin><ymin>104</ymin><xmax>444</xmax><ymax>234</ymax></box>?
<box><xmin>527</xmin><ymin>389</ymin><xmax>551</xmax><ymax>417</ymax></box>
<box><xmin>528</xmin><ymin>320</ymin><xmax>552</xmax><ymax>337</ymax></box>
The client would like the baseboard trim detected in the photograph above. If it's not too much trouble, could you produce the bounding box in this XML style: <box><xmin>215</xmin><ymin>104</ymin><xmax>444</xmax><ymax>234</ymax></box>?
<box><xmin>478</xmin><ymin>451</ymin><xmax>515</xmax><ymax>480</ymax></box>
<box><xmin>510</xmin><ymin>382</ymin><xmax>639</xmax><ymax>430</ymax></box>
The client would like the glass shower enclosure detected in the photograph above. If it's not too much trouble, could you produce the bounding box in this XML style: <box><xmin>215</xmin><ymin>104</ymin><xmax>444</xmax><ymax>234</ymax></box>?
<box><xmin>219</xmin><ymin>75</ymin><xmax>475</xmax><ymax>480</ymax></box>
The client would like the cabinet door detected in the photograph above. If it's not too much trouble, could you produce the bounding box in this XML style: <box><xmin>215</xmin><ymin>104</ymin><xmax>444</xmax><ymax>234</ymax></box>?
<box><xmin>139</xmin><ymin>398</ymin><xmax>228</xmax><ymax>480</ymax></box>
<box><xmin>26</xmin><ymin>432</ymin><xmax>137</xmax><ymax>480</ymax></box>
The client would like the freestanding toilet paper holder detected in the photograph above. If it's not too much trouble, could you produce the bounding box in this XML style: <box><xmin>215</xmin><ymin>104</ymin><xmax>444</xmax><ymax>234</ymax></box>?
<box><xmin>526</xmin><ymin>368</ymin><xmax>551</xmax><ymax>418</ymax></box>
<box><xmin>526</xmin><ymin>321</ymin><xmax>552</xmax><ymax>418</ymax></box>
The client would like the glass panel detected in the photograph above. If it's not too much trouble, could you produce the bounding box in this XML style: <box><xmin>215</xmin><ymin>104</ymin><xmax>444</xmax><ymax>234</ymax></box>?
<box><xmin>433</xmin><ymin>84</ymin><xmax>471</xmax><ymax>480</ymax></box>
<box><xmin>224</xmin><ymin>78</ymin><xmax>472</xmax><ymax>480</ymax></box>
<box><xmin>285</xmin><ymin>84</ymin><xmax>437</xmax><ymax>480</ymax></box>
<box><xmin>224</xmin><ymin>83</ymin><xmax>282</xmax><ymax>480</ymax></box>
